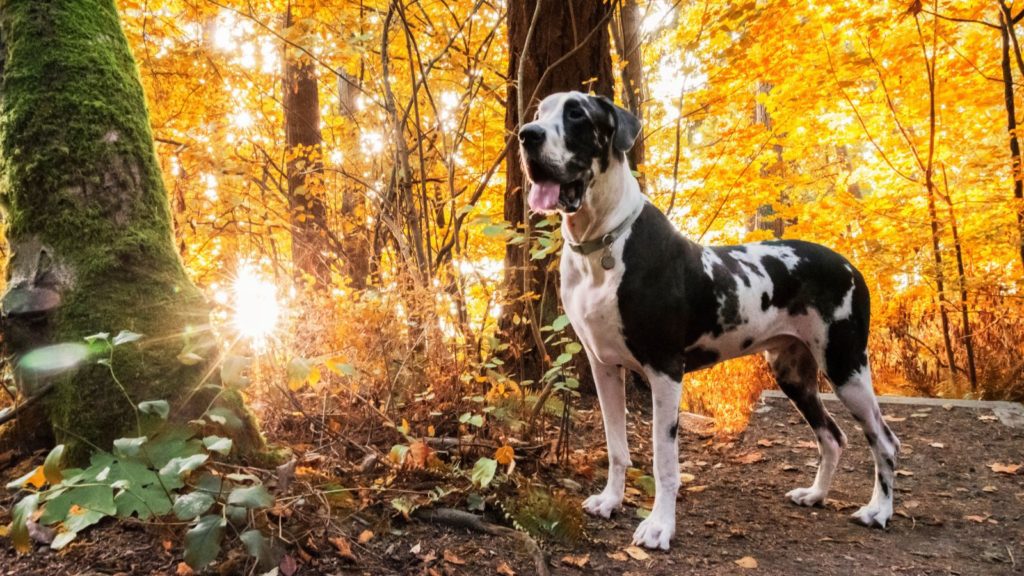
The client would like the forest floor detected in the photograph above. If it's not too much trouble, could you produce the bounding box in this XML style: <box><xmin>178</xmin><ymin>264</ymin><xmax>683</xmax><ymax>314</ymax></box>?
<box><xmin>2</xmin><ymin>392</ymin><xmax>1023</xmax><ymax>576</ymax></box>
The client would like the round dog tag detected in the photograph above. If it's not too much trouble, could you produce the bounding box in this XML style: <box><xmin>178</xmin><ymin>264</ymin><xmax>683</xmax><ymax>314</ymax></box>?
<box><xmin>600</xmin><ymin>254</ymin><xmax>615</xmax><ymax>270</ymax></box>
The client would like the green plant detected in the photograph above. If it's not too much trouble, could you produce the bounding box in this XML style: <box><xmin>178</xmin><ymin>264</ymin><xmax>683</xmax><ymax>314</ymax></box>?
<box><xmin>4</xmin><ymin>331</ymin><xmax>278</xmax><ymax>572</ymax></box>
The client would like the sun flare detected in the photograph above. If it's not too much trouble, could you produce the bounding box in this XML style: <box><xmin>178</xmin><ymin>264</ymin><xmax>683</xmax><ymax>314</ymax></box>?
<box><xmin>231</xmin><ymin>263</ymin><xmax>280</xmax><ymax>347</ymax></box>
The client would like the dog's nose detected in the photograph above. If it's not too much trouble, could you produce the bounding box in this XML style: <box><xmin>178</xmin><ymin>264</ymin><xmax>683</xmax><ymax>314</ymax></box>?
<box><xmin>518</xmin><ymin>124</ymin><xmax>545</xmax><ymax>149</ymax></box>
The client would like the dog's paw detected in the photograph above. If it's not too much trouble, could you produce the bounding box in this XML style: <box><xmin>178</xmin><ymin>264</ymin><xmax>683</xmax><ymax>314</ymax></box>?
<box><xmin>632</xmin><ymin>514</ymin><xmax>675</xmax><ymax>550</ymax></box>
<box><xmin>582</xmin><ymin>492</ymin><xmax>622</xmax><ymax>519</ymax></box>
<box><xmin>786</xmin><ymin>486</ymin><xmax>827</xmax><ymax>507</ymax></box>
<box><xmin>850</xmin><ymin>501</ymin><xmax>892</xmax><ymax>529</ymax></box>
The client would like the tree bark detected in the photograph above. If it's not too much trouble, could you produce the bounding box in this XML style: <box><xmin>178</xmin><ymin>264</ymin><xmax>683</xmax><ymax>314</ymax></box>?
<box><xmin>999</xmin><ymin>9</ymin><xmax>1024</xmax><ymax>271</ymax></box>
<box><xmin>503</xmin><ymin>0</ymin><xmax>614</xmax><ymax>384</ymax></box>
<box><xmin>612</xmin><ymin>0</ymin><xmax>646</xmax><ymax>176</ymax></box>
<box><xmin>0</xmin><ymin>0</ymin><xmax>261</xmax><ymax>461</ymax></box>
<box><xmin>283</xmin><ymin>8</ymin><xmax>332</xmax><ymax>289</ymax></box>
<box><xmin>940</xmin><ymin>166</ymin><xmax>978</xmax><ymax>392</ymax></box>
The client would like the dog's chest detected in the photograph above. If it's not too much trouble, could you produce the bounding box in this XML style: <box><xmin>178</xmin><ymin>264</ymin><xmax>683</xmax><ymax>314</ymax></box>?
<box><xmin>560</xmin><ymin>238</ymin><xmax>637</xmax><ymax>369</ymax></box>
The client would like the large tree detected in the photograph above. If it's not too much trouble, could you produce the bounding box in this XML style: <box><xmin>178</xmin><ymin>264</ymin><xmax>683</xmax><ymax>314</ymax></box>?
<box><xmin>0</xmin><ymin>0</ymin><xmax>260</xmax><ymax>461</ymax></box>
<box><xmin>502</xmin><ymin>0</ymin><xmax>615</xmax><ymax>383</ymax></box>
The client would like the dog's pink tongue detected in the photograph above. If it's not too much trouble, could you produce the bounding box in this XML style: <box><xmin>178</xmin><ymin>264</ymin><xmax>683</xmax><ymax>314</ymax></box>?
<box><xmin>528</xmin><ymin>181</ymin><xmax>560</xmax><ymax>212</ymax></box>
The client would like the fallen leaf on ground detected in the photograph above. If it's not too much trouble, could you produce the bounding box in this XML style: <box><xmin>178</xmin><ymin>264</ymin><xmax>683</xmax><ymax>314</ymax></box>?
<box><xmin>625</xmin><ymin>546</ymin><xmax>650</xmax><ymax>561</ymax></box>
<box><xmin>357</xmin><ymin>530</ymin><xmax>374</xmax><ymax>544</ymax></box>
<box><xmin>681</xmin><ymin>472</ymin><xmax>696</xmax><ymax>483</ymax></box>
<box><xmin>978</xmin><ymin>414</ymin><xmax>998</xmax><ymax>422</ymax></box>
<box><xmin>942</xmin><ymin>403</ymin><xmax>953</xmax><ymax>411</ymax></box>
<box><xmin>796</xmin><ymin>440</ymin><xmax>817</xmax><ymax>449</ymax></box>
<box><xmin>443</xmin><ymin>549</ymin><xmax>465</xmax><ymax>565</ymax></box>
<box><xmin>175</xmin><ymin>562</ymin><xmax>194</xmax><ymax>576</ymax></box>
<box><xmin>982</xmin><ymin>485</ymin><xmax>998</xmax><ymax>493</ymax></box>
<box><xmin>964</xmin><ymin>514</ymin><xmax>989</xmax><ymax>523</ymax></box>
<box><xmin>989</xmin><ymin>462</ymin><xmax>1022</xmax><ymax>475</ymax></box>
<box><xmin>607</xmin><ymin>551</ymin><xmax>629</xmax><ymax>561</ymax></box>
<box><xmin>883</xmin><ymin>415</ymin><xmax>906</xmax><ymax>422</ymax></box>
<box><xmin>279</xmin><ymin>554</ymin><xmax>298</xmax><ymax>576</ymax></box>
<box><xmin>735</xmin><ymin>451</ymin><xmax>764</xmax><ymax>464</ymax></box>
<box><xmin>910</xmin><ymin>412</ymin><xmax>929</xmax><ymax>418</ymax></box>
<box><xmin>497</xmin><ymin>561</ymin><xmax>516</xmax><ymax>575</ymax></box>
<box><xmin>756</xmin><ymin>439</ymin><xmax>774</xmax><ymax>447</ymax></box>
<box><xmin>686</xmin><ymin>485</ymin><xmax>708</xmax><ymax>493</ymax></box>
<box><xmin>561</xmin><ymin>554</ymin><xmax>590</xmax><ymax>568</ymax></box>
<box><xmin>329</xmin><ymin>536</ymin><xmax>357</xmax><ymax>562</ymax></box>
<box><xmin>929</xmin><ymin>442</ymin><xmax>945</xmax><ymax>449</ymax></box>
<box><xmin>495</xmin><ymin>445</ymin><xmax>515</xmax><ymax>465</ymax></box>
<box><xmin>896</xmin><ymin>469</ymin><xmax>914</xmax><ymax>477</ymax></box>
<box><xmin>735</xmin><ymin>556</ymin><xmax>759</xmax><ymax>568</ymax></box>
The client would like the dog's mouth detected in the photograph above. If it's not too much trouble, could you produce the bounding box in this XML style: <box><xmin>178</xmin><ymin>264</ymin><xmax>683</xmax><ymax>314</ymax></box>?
<box><xmin>527</xmin><ymin>178</ymin><xmax>586</xmax><ymax>214</ymax></box>
<box><xmin>524</xmin><ymin>159</ymin><xmax>590</xmax><ymax>214</ymax></box>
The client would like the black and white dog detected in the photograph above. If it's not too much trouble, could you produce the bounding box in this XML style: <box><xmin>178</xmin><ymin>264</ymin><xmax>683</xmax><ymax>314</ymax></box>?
<box><xmin>518</xmin><ymin>92</ymin><xmax>901</xmax><ymax>550</ymax></box>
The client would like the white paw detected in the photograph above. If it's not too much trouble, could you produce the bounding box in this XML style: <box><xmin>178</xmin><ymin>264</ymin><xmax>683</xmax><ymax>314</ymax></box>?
<box><xmin>786</xmin><ymin>486</ymin><xmax>827</xmax><ymax>507</ymax></box>
<box><xmin>582</xmin><ymin>492</ymin><xmax>622</xmax><ymax>519</ymax></box>
<box><xmin>632</xmin><ymin>514</ymin><xmax>675</xmax><ymax>550</ymax></box>
<box><xmin>850</xmin><ymin>501</ymin><xmax>892</xmax><ymax>529</ymax></box>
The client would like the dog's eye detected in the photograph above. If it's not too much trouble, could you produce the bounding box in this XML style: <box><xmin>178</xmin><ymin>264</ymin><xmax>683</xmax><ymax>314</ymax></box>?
<box><xmin>567</xmin><ymin>108</ymin><xmax>585</xmax><ymax>121</ymax></box>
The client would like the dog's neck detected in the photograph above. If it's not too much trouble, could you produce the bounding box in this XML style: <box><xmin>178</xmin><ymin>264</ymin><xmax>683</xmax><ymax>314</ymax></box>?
<box><xmin>562</xmin><ymin>158</ymin><xmax>645</xmax><ymax>246</ymax></box>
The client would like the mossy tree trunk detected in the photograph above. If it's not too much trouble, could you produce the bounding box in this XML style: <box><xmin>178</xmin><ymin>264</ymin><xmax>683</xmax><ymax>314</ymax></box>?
<box><xmin>0</xmin><ymin>0</ymin><xmax>261</xmax><ymax>461</ymax></box>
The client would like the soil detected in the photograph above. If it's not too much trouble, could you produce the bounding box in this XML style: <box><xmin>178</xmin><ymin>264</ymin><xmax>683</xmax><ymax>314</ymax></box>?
<box><xmin>2</xmin><ymin>394</ymin><xmax>1022</xmax><ymax>576</ymax></box>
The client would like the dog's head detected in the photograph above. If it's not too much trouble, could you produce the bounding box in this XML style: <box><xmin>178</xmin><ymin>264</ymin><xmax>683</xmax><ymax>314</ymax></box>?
<box><xmin>518</xmin><ymin>92</ymin><xmax>640</xmax><ymax>214</ymax></box>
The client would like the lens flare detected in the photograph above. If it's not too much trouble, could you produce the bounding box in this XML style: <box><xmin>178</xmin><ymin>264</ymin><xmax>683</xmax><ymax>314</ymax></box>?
<box><xmin>231</xmin><ymin>264</ymin><xmax>280</xmax><ymax>347</ymax></box>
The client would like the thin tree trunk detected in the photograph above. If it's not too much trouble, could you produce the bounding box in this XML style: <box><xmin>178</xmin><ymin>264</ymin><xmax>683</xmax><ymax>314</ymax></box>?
<box><xmin>0</xmin><ymin>0</ymin><xmax>261</xmax><ymax>461</ymax></box>
<box><xmin>612</xmin><ymin>0</ymin><xmax>645</xmax><ymax>177</ymax></box>
<box><xmin>283</xmin><ymin>8</ymin><xmax>332</xmax><ymax>289</ymax></box>
<box><xmin>940</xmin><ymin>166</ymin><xmax>979</xmax><ymax>392</ymax></box>
<box><xmin>999</xmin><ymin>10</ymin><xmax>1024</xmax><ymax>270</ymax></box>
<box><xmin>502</xmin><ymin>0</ymin><xmax>614</xmax><ymax>384</ymax></box>
<box><xmin>920</xmin><ymin>10</ymin><xmax>958</xmax><ymax>389</ymax></box>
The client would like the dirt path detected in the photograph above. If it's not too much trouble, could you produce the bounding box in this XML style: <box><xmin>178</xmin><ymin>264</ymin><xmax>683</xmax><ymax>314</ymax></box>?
<box><xmin>546</xmin><ymin>394</ymin><xmax>1024</xmax><ymax>575</ymax></box>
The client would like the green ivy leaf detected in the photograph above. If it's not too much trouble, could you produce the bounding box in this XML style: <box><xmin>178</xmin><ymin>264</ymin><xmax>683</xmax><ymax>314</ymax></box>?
<box><xmin>221</xmin><ymin>355</ymin><xmax>252</xmax><ymax>388</ymax></box>
<box><xmin>39</xmin><ymin>485</ymin><xmax>116</xmax><ymax>526</ymax></box>
<box><xmin>159</xmin><ymin>454</ymin><xmax>209</xmax><ymax>481</ymax></box>
<box><xmin>83</xmin><ymin>332</ymin><xmax>110</xmax><ymax>344</ymax></box>
<box><xmin>471</xmin><ymin>457</ymin><xmax>498</xmax><ymax>489</ymax></box>
<box><xmin>551</xmin><ymin>315</ymin><xmax>570</xmax><ymax>331</ymax></box>
<box><xmin>173</xmin><ymin>492</ymin><xmax>215</xmax><ymax>520</ymax></box>
<box><xmin>138</xmin><ymin>400</ymin><xmax>170</xmax><ymax>420</ymax></box>
<box><xmin>43</xmin><ymin>444</ymin><xmax>65</xmax><ymax>485</ymax></box>
<box><xmin>184</xmin><ymin>514</ymin><xmax>225</xmax><ymax>569</ymax></box>
<box><xmin>113</xmin><ymin>436</ymin><xmax>148</xmax><ymax>458</ymax></box>
<box><xmin>9</xmin><ymin>494</ymin><xmax>39</xmax><ymax>553</ymax></box>
<box><xmin>206</xmin><ymin>407</ymin><xmax>243</xmax><ymax>431</ymax></box>
<box><xmin>112</xmin><ymin>330</ymin><xmax>144</xmax><ymax>346</ymax></box>
<box><xmin>202</xmin><ymin>435</ymin><xmax>233</xmax><ymax>456</ymax></box>
<box><xmin>227</xmin><ymin>485</ymin><xmax>273</xmax><ymax>509</ymax></box>
<box><xmin>240</xmin><ymin>529</ymin><xmax>278</xmax><ymax>571</ymax></box>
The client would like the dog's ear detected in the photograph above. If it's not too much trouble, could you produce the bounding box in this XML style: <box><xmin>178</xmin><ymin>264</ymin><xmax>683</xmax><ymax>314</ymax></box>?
<box><xmin>594</xmin><ymin>95</ymin><xmax>641</xmax><ymax>153</ymax></box>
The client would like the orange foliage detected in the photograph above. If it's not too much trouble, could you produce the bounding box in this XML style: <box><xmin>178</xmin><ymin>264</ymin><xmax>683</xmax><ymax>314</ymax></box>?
<box><xmin>113</xmin><ymin>0</ymin><xmax>1024</xmax><ymax>440</ymax></box>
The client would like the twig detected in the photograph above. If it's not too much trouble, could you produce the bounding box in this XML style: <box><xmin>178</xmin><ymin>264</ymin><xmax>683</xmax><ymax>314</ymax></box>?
<box><xmin>0</xmin><ymin>382</ymin><xmax>55</xmax><ymax>426</ymax></box>
<box><xmin>413</xmin><ymin>507</ymin><xmax>549</xmax><ymax>576</ymax></box>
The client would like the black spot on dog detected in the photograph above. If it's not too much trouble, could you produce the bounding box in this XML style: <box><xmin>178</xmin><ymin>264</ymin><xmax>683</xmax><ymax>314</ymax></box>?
<box><xmin>669</xmin><ymin>420</ymin><xmax>678</xmax><ymax>440</ymax></box>
<box><xmin>761</xmin><ymin>292</ymin><xmax>770</xmax><ymax>311</ymax></box>
<box><xmin>878</xmin><ymin>473</ymin><xmax>890</xmax><ymax>497</ymax></box>
<box><xmin>742</xmin><ymin>338</ymin><xmax>753</xmax><ymax>350</ymax></box>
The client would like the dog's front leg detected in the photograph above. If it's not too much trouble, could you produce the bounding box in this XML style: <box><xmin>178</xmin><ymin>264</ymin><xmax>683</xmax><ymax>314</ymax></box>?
<box><xmin>582</xmin><ymin>355</ymin><xmax>630</xmax><ymax>519</ymax></box>
<box><xmin>633</xmin><ymin>369</ymin><xmax>681</xmax><ymax>550</ymax></box>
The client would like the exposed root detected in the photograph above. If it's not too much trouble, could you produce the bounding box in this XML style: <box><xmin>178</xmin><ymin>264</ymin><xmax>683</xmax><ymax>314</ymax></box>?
<box><xmin>413</xmin><ymin>507</ymin><xmax>550</xmax><ymax>576</ymax></box>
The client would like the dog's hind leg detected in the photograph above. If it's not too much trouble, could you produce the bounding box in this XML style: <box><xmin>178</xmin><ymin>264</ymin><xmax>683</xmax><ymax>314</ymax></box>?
<box><xmin>582</xmin><ymin>354</ymin><xmax>631</xmax><ymax>519</ymax></box>
<box><xmin>767</xmin><ymin>339</ymin><xmax>847</xmax><ymax>507</ymax></box>
<box><xmin>632</xmin><ymin>367</ymin><xmax>681</xmax><ymax>550</ymax></box>
<box><xmin>831</xmin><ymin>361</ymin><xmax>900</xmax><ymax>528</ymax></box>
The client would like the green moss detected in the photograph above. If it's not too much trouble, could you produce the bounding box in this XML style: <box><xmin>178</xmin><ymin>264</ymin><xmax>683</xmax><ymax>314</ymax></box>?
<box><xmin>0</xmin><ymin>0</ymin><xmax>262</xmax><ymax>463</ymax></box>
